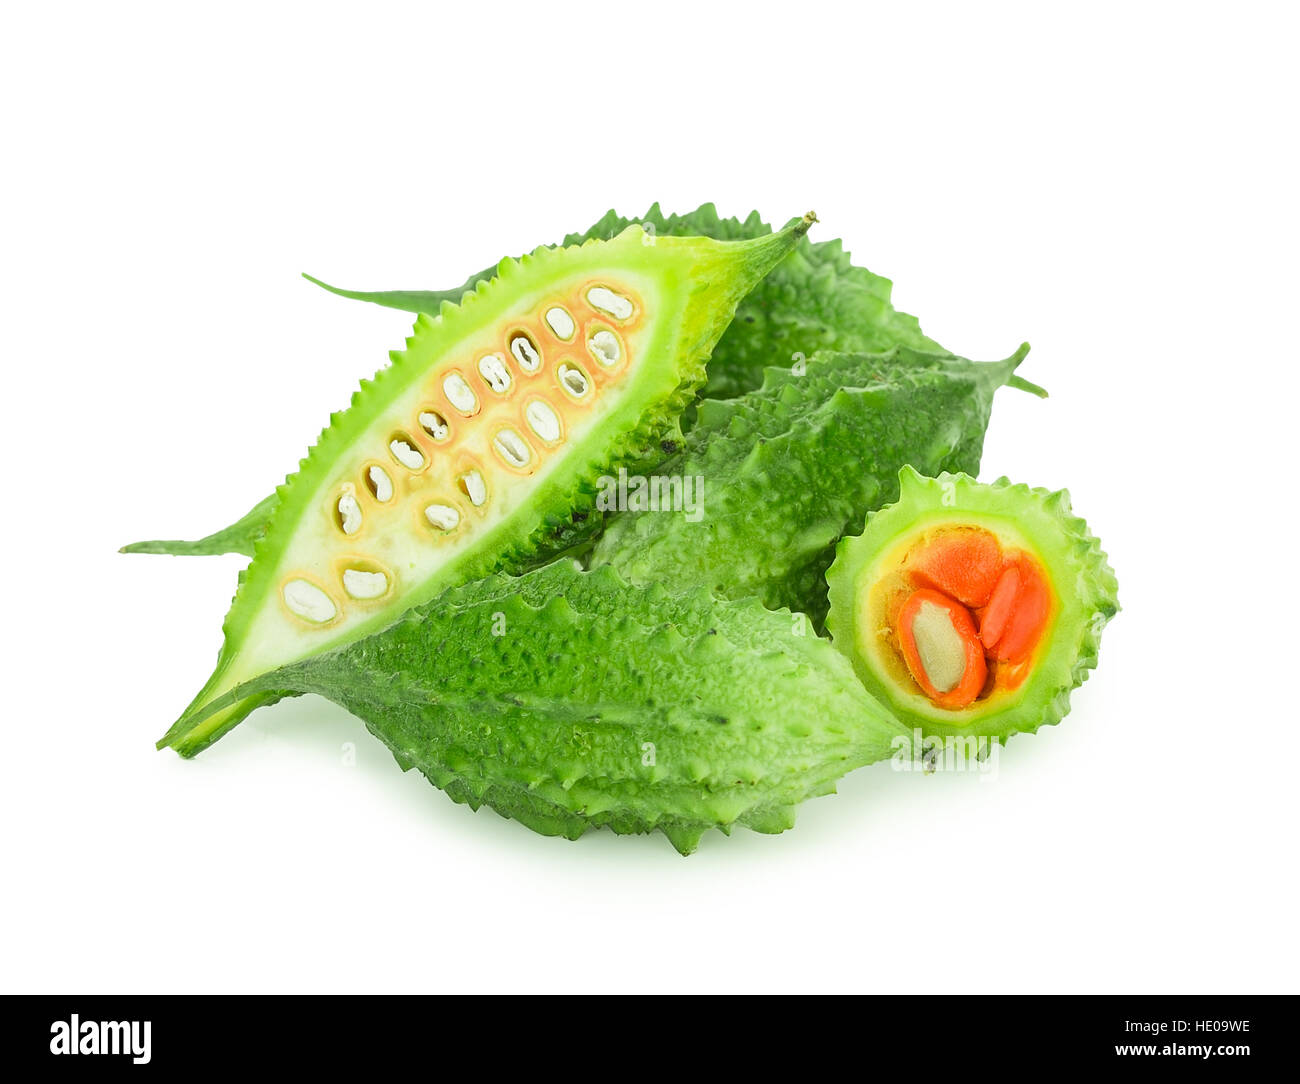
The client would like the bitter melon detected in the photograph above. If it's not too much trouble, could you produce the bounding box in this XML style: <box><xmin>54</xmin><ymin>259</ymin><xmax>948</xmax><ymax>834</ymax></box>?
<box><xmin>589</xmin><ymin>345</ymin><xmax>1044</xmax><ymax>625</ymax></box>
<box><xmin>188</xmin><ymin>560</ymin><xmax>911</xmax><ymax>854</ymax></box>
<box><xmin>123</xmin><ymin>205</ymin><xmax>952</xmax><ymax>558</ymax></box>
<box><xmin>157</xmin><ymin>218</ymin><xmax>813</xmax><ymax>756</ymax></box>
<box><xmin>825</xmin><ymin>468</ymin><xmax>1119</xmax><ymax>740</ymax></box>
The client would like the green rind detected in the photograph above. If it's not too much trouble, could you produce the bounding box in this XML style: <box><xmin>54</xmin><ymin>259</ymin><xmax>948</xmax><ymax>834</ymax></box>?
<box><xmin>824</xmin><ymin>467</ymin><xmax>1120</xmax><ymax>741</ymax></box>
<box><xmin>161</xmin><ymin>220</ymin><xmax>812</xmax><ymax>756</ymax></box>
<box><xmin>589</xmin><ymin>344</ymin><xmax>1035</xmax><ymax>626</ymax></box>
<box><xmin>195</xmin><ymin>561</ymin><xmax>910</xmax><ymax>854</ymax></box>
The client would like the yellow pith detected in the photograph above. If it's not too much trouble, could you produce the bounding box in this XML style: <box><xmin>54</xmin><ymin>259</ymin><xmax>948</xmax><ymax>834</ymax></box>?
<box><xmin>277</xmin><ymin>278</ymin><xmax>643</xmax><ymax>627</ymax></box>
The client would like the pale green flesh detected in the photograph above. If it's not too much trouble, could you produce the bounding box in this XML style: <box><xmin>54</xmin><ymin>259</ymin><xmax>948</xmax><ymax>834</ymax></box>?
<box><xmin>162</xmin><ymin>220</ymin><xmax>811</xmax><ymax>755</ymax></box>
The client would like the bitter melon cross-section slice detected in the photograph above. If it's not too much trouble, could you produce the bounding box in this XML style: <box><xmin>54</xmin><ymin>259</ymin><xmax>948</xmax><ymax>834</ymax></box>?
<box><xmin>825</xmin><ymin>468</ymin><xmax>1119</xmax><ymax>742</ymax></box>
<box><xmin>159</xmin><ymin>217</ymin><xmax>813</xmax><ymax>756</ymax></box>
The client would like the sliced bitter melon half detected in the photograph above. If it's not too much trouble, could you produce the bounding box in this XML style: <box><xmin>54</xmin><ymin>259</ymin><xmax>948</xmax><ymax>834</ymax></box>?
<box><xmin>158</xmin><ymin>215</ymin><xmax>814</xmax><ymax>756</ymax></box>
<box><xmin>825</xmin><ymin>467</ymin><xmax>1119</xmax><ymax>741</ymax></box>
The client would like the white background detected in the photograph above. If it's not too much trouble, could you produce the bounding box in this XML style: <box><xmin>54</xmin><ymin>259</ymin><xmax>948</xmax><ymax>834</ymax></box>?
<box><xmin>2</xmin><ymin>1</ymin><xmax>1296</xmax><ymax>994</ymax></box>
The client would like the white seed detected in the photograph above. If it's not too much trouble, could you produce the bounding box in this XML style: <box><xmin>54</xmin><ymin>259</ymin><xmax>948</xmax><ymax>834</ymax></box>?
<box><xmin>443</xmin><ymin>372</ymin><xmax>478</xmax><ymax>413</ymax></box>
<box><xmin>342</xmin><ymin>568</ymin><xmax>388</xmax><ymax>599</ymax></box>
<box><xmin>557</xmin><ymin>362</ymin><xmax>589</xmax><ymax>397</ymax></box>
<box><xmin>544</xmin><ymin>306</ymin><xmax>576</xmax><ymax>340</ymax></box>
<box><xmin>337</xmin><ymin>491</ymin><xmax>362</xmax><ymax>535</ymax></box>
<box><xmin>525</xmin><ymin>399</ymin><xmax>562</xmax><ymax>443</ymax></box>
<box><xmin>418</xmin><ymin>410</ymin><xmax>450</xmax><ymax>441</ymax></box>
<box><xmin>367</xmin><ymin>465</ymin><xmax>393</xmax><ymax>502</ymax></box>
<box><xmin>424</xmin><ymin>503</ymin><xmax>461</xmax><ymax>530</ymax></box>
<box><xmin>493</xmin><ymin>428</ymin><xmax>532</xmax><ymax>468</ymax></box>
<box><xmin>510</xmin><ymin>334</ymin><xmax>541</xmax><ymax>372</ymax></box>
<box><xmin>389</xmin><ymin>438</ymin><xmax>424</xmax><ymax>471</ymax></box>
<box><xmin>588</xmin><ymin>329</ymin><xmax>621</xmax><ymax>366</ymax></box>
<box><xmin>911</xmin><ymin>599</ymin><xmax>967</xmax><ymax>693</ymax></box>
<box><xmin>283</xmin><ymin>579</ymin><xmax>336</xmax><ymax>623</ymax></box>
<box><xmin>478</xmin><ymin>353</ymin><xmax>513</xmax><ymax>394</ymax></box>
<box><xmin>586</xmin><ymin>285</ymin><xmax>633</xmax><ymax>320</ymax></box>
<box><xmin>459</xmin><ymin>470</ymin><xmax>487</xmax><ymax>506</ymax></box>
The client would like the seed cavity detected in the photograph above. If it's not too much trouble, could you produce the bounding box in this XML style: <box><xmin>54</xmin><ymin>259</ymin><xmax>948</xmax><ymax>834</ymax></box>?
<box><xmin>557</xmin><ymin>361</ymin><xmax>590</xmax><ymax>398</ymax></box>
<box><xmin>493</xmin><ymin>427</ymin><xmax>532</xmax><ymax>469</ymax></box>
<box><xmin>336</xmin><ymin>490</ymin><xmax>362</xmax><ymax>535</ymax></box>
<box><xmin>389</xmin><ymin>436</ymin><xmax>425</xmax><ymax>471</ymax></box>
<box><xmin>283</xmin><ymin>579</ymin><xmax>336</xmax><ymax>623</ymax></box>
<box><xmin>544</xmin><ymin>306</ymin><xmax>576</xmax><ymax>340</ymax></box>
<box><xmin>586</xmin><ymin>285</ymin><xmax>633</xmax><ymax>320</ymax></box>
<box><xmin>342</xmin><ymin>568</ymin><xmax>388</xmax><ymax>600</ymax></box>
<box><xmin>478</xmin><ymin>353</ymin><xmax>513</xmax><ymax>395</ymax></box>
<box><xmin>443</xmin><ymin>372</ymin><xmax>478</xmax><ymax>414</ymax></box>
<box><xmin>418</xmin><ymin>409</ymin><xmax>450</xmax><ymax>441</ymax></box>
<box><xmin>424</xmin><ymin>503</ymin><xmax>461</xmax><ymax>530</ymax></box>
<box><xmin>525</xmin><ymin>399</ymin><xmax>562</xmax><ymax>443</ymax></box>
<box><xmin>509</xmin><ymin>333</ymin><xmax>542</xmax><ymax>373</ymax></box>
<box><xmin>458</xmin><ymin>470</ymin><xmax>487</xmax><ymax>507</ymax></box>
<box><xmin>588</xmin><ymin>329</ymin><xmax>621</xmax><ymax>367</ymax></box>
<box><xmin>366</xmin><ymin>465</ymin><xmax>394</xmax><ymax>502</ymax></box>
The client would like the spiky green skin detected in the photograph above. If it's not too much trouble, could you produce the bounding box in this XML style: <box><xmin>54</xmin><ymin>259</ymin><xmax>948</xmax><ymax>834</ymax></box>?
<box><xmin>589</xmin><ymin>345</ymin><xmax>1035</xmax><ymax>626</ymax></box>
<box><xmin>160</xmin><ymin>222</ymin><xmax>810</xmax><ymax>756</ymax></box>
<box><xmin>204</xmin><ymin>562</ymin><xmax>909</xmax><ymax>854</ymax></box>
<box><xmin>825</xmin><ymin>468</ymin><xmax>1119</xmax><ymax>741</ymax></box>
<box><xmin>122</xmin><ymin>206</ymin><xmax>943</xmax><ymax>558</ymax></box>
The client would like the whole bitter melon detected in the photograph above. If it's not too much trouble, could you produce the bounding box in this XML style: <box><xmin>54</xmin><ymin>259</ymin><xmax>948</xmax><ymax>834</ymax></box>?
<box><xmin>190</xmin><ymin>560</ymin><xmax>911</xmax><ymax>854</ymax></box>
<box><xmin>158</xmin><ymin>219</ymin><xmax>813</xmax><ymax>756</ymax></box>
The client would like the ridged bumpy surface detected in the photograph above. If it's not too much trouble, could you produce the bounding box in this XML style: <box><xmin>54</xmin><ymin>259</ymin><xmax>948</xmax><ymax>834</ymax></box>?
<box><xmin>158</xmin><ymin>221</ymin><xmax>811</xmax><ymax>756</ymax></box>
<box><xmin>589</xmin><ymin>345</ymin><xmax>1039</xmax><ymax>626</ymax></box>
<box><xmin>207</xmin><ymin>561</ymin><xmax>909</xmax><ymax>854</ymax></box>
<box><xmin>825</xmin><ymin>468</ymin><xmax>1119</xmax><ymax>741</ymax></box>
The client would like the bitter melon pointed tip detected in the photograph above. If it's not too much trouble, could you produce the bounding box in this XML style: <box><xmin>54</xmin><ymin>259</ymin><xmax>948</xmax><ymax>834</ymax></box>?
<box><xmin>990</xmin><ymin>342</ymin><xmax>1047</xmax><ymax>398</ymax></box>
<box><xmin>302</xmin><ymin>272</ymin><xmax>344</xmax><ymax>297</ymax></box>
<box><xmin>1010</xmin><ymin>375</ymin><xmax>1049</xmax><ymax>398</ymax></box>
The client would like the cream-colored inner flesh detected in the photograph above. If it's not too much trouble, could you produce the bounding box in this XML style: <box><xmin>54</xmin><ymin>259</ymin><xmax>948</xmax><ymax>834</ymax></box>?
<box><xmin>912</xmin><ymin>600</ymin><xmax>965</xmax><ymax>693</ymax></box>
<box><xmin>257</xmin><ymin>267</ymin><xmax>652</xmax><ymax>647</ymax></box>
